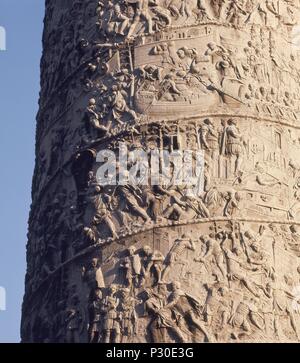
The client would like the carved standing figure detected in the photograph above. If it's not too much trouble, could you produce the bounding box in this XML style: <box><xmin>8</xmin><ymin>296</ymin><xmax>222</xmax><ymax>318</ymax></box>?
<box><xmin>101</xmin><ymin>284</ymin><xmax>121</xmax><ymax>343</ymax></box>
<box><xmin>162</xmin><ymin>234</ymin><xmax>195</xmax><ymax>281</ymax></box>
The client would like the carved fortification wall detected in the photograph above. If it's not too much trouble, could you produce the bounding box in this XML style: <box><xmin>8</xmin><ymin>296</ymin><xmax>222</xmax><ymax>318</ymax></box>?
<box><xmin>21</xmin><ymin>0</ymin><xmax>300</xmax><ymax>343</ymax></box>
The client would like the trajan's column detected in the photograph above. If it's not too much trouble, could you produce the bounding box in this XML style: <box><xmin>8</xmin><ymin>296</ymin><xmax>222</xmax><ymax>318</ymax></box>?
<box><xmin>22</xmin><ymin>0</ymin><xmax>300</xmax><ymax>343</ymax></box>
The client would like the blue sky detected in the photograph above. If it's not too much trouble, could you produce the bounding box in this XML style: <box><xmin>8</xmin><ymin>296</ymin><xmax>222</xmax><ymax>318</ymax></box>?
<box><xmin>0</xmin><ymin>1</ymin><xmax>44</xmax><ymax>342</ymax></box>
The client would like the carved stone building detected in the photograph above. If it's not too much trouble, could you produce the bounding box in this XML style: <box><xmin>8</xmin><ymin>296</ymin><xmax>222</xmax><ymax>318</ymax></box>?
<box><xmin>21</xmin><ymin>0</ymin><xmax>300</xmax><ymax>343</ymax></box>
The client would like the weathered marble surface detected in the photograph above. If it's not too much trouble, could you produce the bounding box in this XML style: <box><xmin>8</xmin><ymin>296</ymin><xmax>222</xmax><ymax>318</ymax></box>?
<box><xmin>21</xmin><ymin>0</ymin><xmax>300</xmax><ymax>343</ymax></box>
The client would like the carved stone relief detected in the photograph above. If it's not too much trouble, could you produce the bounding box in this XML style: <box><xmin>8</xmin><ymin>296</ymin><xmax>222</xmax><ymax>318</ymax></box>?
<box><xmin>22</xmin><ymin>0</ymin><xmax>300</xmax><ymax>343</ymax></box>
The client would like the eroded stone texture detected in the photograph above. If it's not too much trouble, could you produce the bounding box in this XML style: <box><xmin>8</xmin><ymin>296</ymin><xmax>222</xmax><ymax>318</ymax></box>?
<box><xmin>21</xmin><ymin>0</ymin><xmax>300</xmax><ymax>343</ymax></box>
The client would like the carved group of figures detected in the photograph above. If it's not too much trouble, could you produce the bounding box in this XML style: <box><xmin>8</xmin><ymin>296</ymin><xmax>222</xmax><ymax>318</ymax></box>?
<box><xmin>22</xmin><ymin>0</ymin><xmax>300</xmax><ymax>343</ymax></box>
<box><xmin>134</xmin><ymin>29</ymin><xmax>300</xmax><ymax>118</ymax></box>
<box><xmin>40</xmin><ymin>0</ymin><xmax>97</xmax><ymax>103</ymax></box>
<box><xmin>34</xmin><ymin>34</ymin><xmax>300</xmax><ymax>204</ymax></box>
<box><xmin>36</xmin><ymin>0</ymin><xmax>300</xmax><ymax>149</ymax></box>
<box><xmin>32</xmin><ymin>0</ymin><xmax>300</xmax><ymax>231</ymax></box>
<box><xmin>26</xmin><ymin>109</ymin><xmax>300</xmax><ymax>296</ymax></box>
<box><xmin>97</xmin><ymin>0</ymin><xmax>300</xmax><ymax>41</ymax></box>
<box><xmin>32</xmin><ymin>0</ymin><xmax>300</xmax><ymax>205</ymax></box>
<box><xmin>23</xmin><ymin>221</ymin><xmax>300</xmax><ymax>342</ymax></box>
<box><xmin>77</xmin><ymin>118</ymin><xmax>300</xmax><ymax>242</ymax></box>
<box><xmin>85</xmin><ymin>223</ymin><xmax>300</xmax><ymax>342</ymax></box>
<box><xmin>80</xmin><ymin>29</ymin><xmax>300</xmax><ymax>141</ymax></box>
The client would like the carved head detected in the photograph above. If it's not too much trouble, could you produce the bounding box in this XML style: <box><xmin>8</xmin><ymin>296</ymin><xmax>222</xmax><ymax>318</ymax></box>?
<box><xmin>259</xmin><ymin>86</ymin><xmax>266</xmax><ymax>96</ymax></box>
<box><xmin>203</xmin><ymin>118</ymin><xmax>212</xmax><ymax>126</ymax></box>
<box><xmin>91</xmin><ymin>258</ymin><xmax>98</xmax><ymax>268</ymax></box>
<box><xmin>201</xmin><ymin>235</ymin><xmax>210</xmax><ymax>244</ymax></box>
<box><xmin>95</xmin><ymin>185</ymin><xmax>102</xmax><ymax>193</ymax></box>
<box><xmin>251</xmin><ymin>242</ymin><xmax>260</xmax><ymax>253</ymax></box>
<box><xmin>215</xmin><ymin>232</ymin><xmax>224</xmax><ymax>240</ymax></box>
<box><xmin>227</xmin><ymin>118</ymin><xmax>236</xmax><ymax>126</ymax></box>
<box><xmin>219</xmin><ymin>60</ymin><xmax>230</xmax><ymax>69</ymax></box>
<box><xmin>128</xmin><ymin>245</ymin><xmax>136</xmax><ymax>256</ymax></box>
<box><xmin>255</xmin><ymin>162</ymin><xmax>265</xmax><ymax>173</ymax></box>
<box><xmin>120</xmin><ymin>288</ymin><xmax>130</xmax><ymax>298</ymax></box>
<box><xmin>207</xmin><ymin>42</ymin><xmax>216</xmax><ymax>50</ymax></box>
<box><xmin>88</xmin><ymin>170</ymin><xmax>94</xmax><ymax>180</ymax></box>
<box><xmin>143</xmin><ymin>245</ymin><xmax>152</xmax><ymax>256</ymax></box>
<box><xmin>127</xmin><ymin>6</ymin><xmax>135</xmax><ymax>17</ymax></box>
<box><xmin>111</xmin><ymin>85</ymin><xmax>118</xmax><ymax>93</ymax></box>
<box><xmin>171</xmin><ymin>281</ymin><xmax>181</xmax><ymax>291</ymax></box>
<box><xmin>94</xmin><ymin>288</ymin><xmax>102</xmax><ymax>300</ymax></box>
<box><xmin>218</xmin><ymin>285</ymin><xmax>228</xmax><ymax>297</ymax></box>
<box><xmin>109</xmin><ymin>284</ymin><xmax>118</xmax><ymax>295</ymax></box>
<box><xmin>244</xmin><ymin>230</ymin><xmax>255</xmax><ymax>241</ymax></box>
<box><xmin>89</xmin><ymin>98</ymin><xmax>96</xmax><ymax>106</ymax></box>
<box><xmin>177</xmin><ymin>48</ymin><xmax>185</xmax><ymax>59</ymax></box>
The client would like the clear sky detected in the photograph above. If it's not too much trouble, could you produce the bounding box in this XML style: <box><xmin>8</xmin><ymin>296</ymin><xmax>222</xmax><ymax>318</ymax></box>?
<box><xmin>0</xmin><ymin>0</ymin><xmax>44</xmax><ymax>342</ymax></box>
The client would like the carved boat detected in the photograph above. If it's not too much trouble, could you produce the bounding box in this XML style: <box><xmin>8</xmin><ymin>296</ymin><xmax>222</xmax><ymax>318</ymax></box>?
<box><xmin>135</xmin><ymin>91</ymin><xmax>220</xmax><ymax>118</ymax></box>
